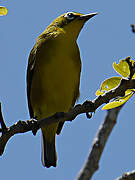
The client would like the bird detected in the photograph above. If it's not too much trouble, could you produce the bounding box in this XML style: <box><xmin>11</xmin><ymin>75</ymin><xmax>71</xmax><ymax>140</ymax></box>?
<box><xmin>27</xmin><ymin>11</ymin><xmax>97</xmax><ymax>168</ymax></box>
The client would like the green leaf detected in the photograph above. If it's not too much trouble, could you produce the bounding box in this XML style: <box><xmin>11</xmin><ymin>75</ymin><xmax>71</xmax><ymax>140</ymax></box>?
<box><xmin>95</xmin><ymin>77</ymin><xmax>121</xmax><ymax>96</ymax></box>
<box><xmin>0</xmin><ymin>6</ymin><xmax>8</xmax><ymax>16</ymax></box>
<box><xmin>102</xmin><ymin>90</ymin><xmax>134</xmax><ymax>110</ymax></box>
<box><xmin>113</xmin><ymin>60</ymin><xmax>130</xmax><ymax>78</ymax></box>
<box><xmin>130</xmin><ymin>59</ymin><xmax>135</xmax><ymax>79</ymax></box>
<box><xmin>95</xmin><ymin>89</ymin><xmax>105</xmax><ymax>96</ymax></box>
<box><xmin>133</xmin><ymin>73</ymin><xmax>135</xmax><ymax>79</ymax></box>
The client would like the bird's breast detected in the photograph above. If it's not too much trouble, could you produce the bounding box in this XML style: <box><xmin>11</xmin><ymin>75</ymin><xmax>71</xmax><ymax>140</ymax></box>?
<box><xmin>31</xmin><ymin>40</ymin><xmax>81</xmax><ymax>118</ymax></box>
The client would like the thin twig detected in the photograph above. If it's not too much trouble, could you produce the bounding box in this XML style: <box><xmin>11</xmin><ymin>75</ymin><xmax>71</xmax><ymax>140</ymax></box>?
<box><xmin>131</xmin><ymin>24</ymin><xmax>135</xmax><ymax>33</ymax></box>
<box><xmin>115</xmin><ymin>170</ymin><xmax>135</xmax><ymax>180</ymax></box>
<box><xmin>0</xmin><ymin>103</ymin><xmax>7</xmax><ymax>132</ymax></box>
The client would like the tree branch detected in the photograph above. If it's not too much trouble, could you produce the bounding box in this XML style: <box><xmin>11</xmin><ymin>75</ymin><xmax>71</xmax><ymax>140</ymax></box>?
<box><xmin>0</xmin><ymin>78</ymin><xmax>135</xmax><ymax>157</ymax></box>
<box><xmin>115</xmin><ymin>170</ymin><xmax>135</xmax><ymax>180</ymax></box>
<box><xmin>76</xmin><ymin>106</ymin><xmax>122</xmax><ymax>180</ymax></box>
<box><xmin>131</xmin><ymin>24</ymin><xmax>135</xmax><ymax>33</ymax></box>
<box><xmin>0</xmin><ymin>103</ymin><xmax>7</xmax><ymax>132</ymax></box>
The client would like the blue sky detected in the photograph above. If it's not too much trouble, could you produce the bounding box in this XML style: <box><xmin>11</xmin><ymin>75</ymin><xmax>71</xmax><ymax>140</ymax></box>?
<box><xmin>0</xmin><ymin>0</ymin><xmax>135</xmax><ymax>180</ymax></box>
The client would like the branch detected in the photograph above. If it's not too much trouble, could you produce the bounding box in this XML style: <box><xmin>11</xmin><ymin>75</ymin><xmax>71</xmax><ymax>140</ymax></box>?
<box><xmin>131</xmin><ymin>24</ymin><xmax>135</xmax><ymax>33</ymax></box>
<box><xmin>76</xmin><ymin>107</ymin><xmax>122</xmax><ymax>180</ymax></box>
<box><xmin>115</xmin><ymin>170</ymin><xmax>135</xmax><ymax>180</ymax></box>
<box><xmin>0</xmin><ymin>78</ymin><xmax>135</xmax><ymax>156</ymax></box>
<box><xmin>0</xmin><ymin>103</ymin><xmax>7</xmax><ymax>132</ymax></box>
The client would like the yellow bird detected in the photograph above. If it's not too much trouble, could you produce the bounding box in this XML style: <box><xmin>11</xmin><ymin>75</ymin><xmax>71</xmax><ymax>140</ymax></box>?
<box><xmin>27</xmin><ymin>12</ymin><xmax>97</xmax><ymax>168</ymax></box>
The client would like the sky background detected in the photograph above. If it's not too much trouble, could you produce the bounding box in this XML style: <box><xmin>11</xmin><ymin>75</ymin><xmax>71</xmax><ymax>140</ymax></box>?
<box><xmin>0</xmin><ymin>0</ymin><xmax>135</xmax><ymax>180</ymax></box>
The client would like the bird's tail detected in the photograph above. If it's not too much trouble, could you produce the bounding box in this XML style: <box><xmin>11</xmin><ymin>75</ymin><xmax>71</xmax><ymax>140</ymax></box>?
<box><xmin>41</xmin><ymin>132</ymin><xmax>57</xmax><ymax>168</ymax></box>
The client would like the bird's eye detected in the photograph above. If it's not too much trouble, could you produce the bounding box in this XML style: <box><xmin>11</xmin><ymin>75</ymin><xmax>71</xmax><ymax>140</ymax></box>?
<box><xmin>64</xmin><ymin>12</ymin><xmax>75</xmax><ymax>20</ymax></box>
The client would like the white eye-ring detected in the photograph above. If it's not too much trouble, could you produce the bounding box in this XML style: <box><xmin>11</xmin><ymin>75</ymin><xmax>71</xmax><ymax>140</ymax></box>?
<box><xmin>64</xmin><ymin>12</ymin><xmax>75</xmax><ymax>20</ymax></box>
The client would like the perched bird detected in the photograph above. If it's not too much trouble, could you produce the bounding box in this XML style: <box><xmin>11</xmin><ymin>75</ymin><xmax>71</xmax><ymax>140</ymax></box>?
<box><xmin>27</xmin><ymin>11</ymin><xmax>97</xmax><ymax>168</ymax></box>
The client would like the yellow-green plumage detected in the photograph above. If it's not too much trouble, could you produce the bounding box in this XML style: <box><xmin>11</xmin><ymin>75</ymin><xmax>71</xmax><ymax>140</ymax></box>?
<box><xmin>27</xmin><ymin>12</ymin><xmax>97</xmax><ymax>168</ymax></box>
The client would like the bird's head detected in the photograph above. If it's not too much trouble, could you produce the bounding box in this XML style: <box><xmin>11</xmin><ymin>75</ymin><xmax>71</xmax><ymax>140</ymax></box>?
<box><xmin>43</xmin><ymin>12</ymin><xmax>98</xmax><ymax>40</ymax></box>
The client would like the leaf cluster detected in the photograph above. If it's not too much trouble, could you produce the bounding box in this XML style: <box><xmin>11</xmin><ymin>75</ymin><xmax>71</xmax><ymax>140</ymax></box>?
<box><xmin>96</xmin><ymin>57</ymin><xmax>135</xmax><ymax>110</ymax></box>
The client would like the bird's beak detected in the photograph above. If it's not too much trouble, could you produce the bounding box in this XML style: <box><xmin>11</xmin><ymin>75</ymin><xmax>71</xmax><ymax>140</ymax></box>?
<box><xmin>79</xmin><ymin>12</ymin><xmax>98</xmax><ymax>21</ymax></box>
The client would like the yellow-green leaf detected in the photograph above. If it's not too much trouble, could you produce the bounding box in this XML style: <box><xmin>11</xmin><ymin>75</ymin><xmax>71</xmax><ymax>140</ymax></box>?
<box><xmin>113</xmin><ymin>60</ymin><xmax>130</xmax><ymax>77</ymax></box>
<box><xmin>102</xmin><ymin>90</ymin><xmax>134</xmax><ymax>110</ymax></box>
<box><xmin>0</xmin><ymin>6</ymin><xmax>8</xmax><ymax>16</ymax></box>
<box><xmin>95</xmin><ymin>89</ymin><xmax>105</xmax><ymax>96</ymax></box>
<box><xmin>133</xmin><ymin>73</ymin><xmax>135</xmax><ymax>79</ymax></box>
<box><xmin>101</xmin><ymin>77</ymin><xmax>122</xmax><ymax>90</ymax></box>
<box><xmin>95</xmin><ymin>77</ymin><xmax>121</xmax><ymax>96</ymax></box>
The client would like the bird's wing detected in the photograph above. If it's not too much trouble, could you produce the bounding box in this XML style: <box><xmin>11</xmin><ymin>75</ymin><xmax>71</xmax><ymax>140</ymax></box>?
<box><xmin>26</xmin><ymin>47</ymin><xmax>37</xmax><ymax>118</ymax></box>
